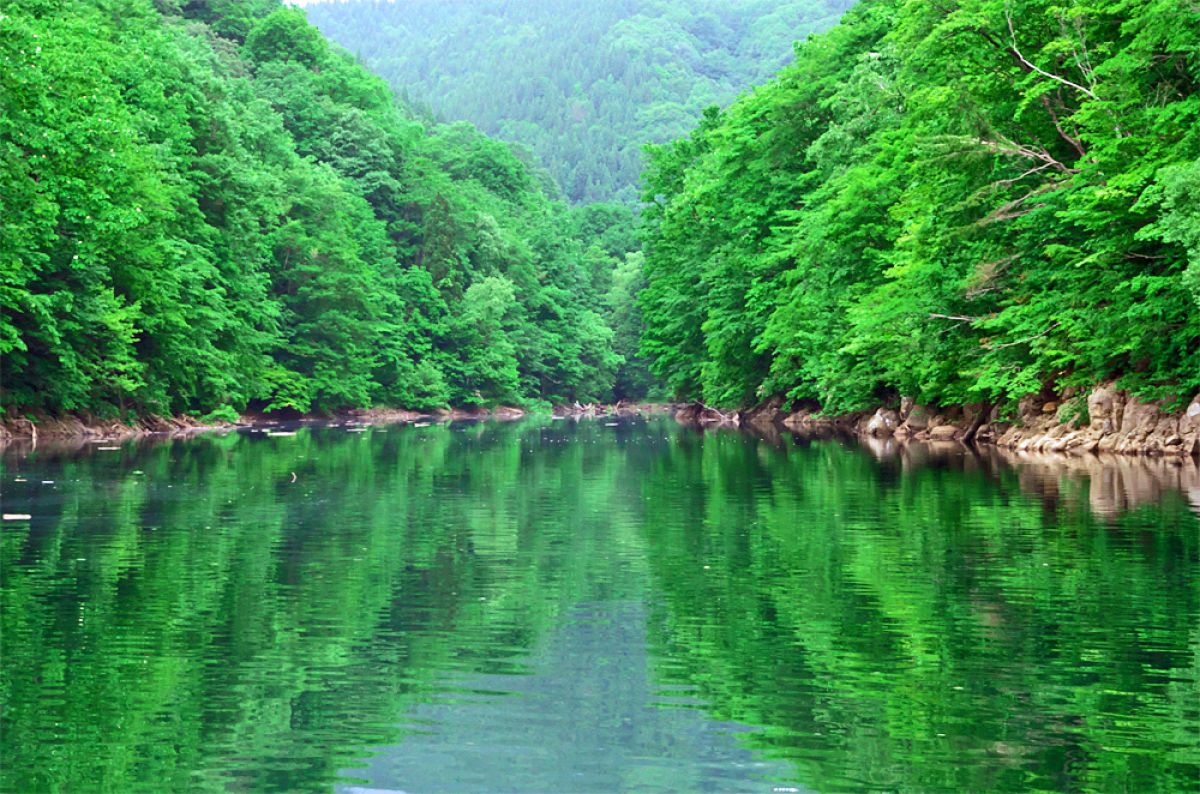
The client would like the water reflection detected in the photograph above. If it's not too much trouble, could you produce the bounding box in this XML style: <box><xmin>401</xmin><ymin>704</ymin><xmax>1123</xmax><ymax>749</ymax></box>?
<box><xmin>342</xmin><ymin>602</ymin><xmax>799</xmax><ymax>794</ymax></box>
<box><xmin>850</xmin><ymin>430</ymin><xmax>1200</xmax><ymax>518</ymax></box>
<box><xmin>2</xmin><ymin>420</ymin><xmax>1197</xmax><ymax>793</ymax></box>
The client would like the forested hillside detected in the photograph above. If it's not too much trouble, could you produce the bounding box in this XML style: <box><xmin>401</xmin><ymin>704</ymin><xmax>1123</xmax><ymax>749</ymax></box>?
<box><xmin>8</xmin><ymin>0</ymin><xmax>1198</xmax><ymax>425</ymax></box>
<box><xmin>1</xmin><ymin>0</ymin><xmax>647</xmax><ymax>419</ymax></box>
<box><xmin>304</xmin><ymin>0</ymin><xmax>852</xmax><ymax>203</ymax></box>
<box><xmin>640</xmin><ymin>0</ymin><xmax>1200</xmax><ymax>412</ymax></box>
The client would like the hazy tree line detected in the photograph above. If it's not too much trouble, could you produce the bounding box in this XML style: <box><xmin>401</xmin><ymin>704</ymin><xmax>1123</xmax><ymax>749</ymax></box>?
<box><xmin>304</xmin><ymin>0</ymin><xmax>853</xmax><ymax>203</ymax></box>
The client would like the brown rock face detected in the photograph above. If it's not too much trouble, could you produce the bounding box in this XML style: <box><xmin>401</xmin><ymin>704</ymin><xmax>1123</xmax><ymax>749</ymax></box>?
<box><xmin>1018</xmin><ymin>395</ymin><xmax>1041</xmax><ymax>424</ymax></box>
<box><xmin>864</xmin><ymin>408</ymin><xmax>901</xmax><ymax>437</ymax></box>
<box><xmin>1120</xmin><ymin>398</ymin><xmax>1158</xmax><ymax>435</ymax></box>
<box><xmin>1182</xmin><ymin>394</ymin><xmax>1200</xmax><ymax>434</ymax></box>
<box><xmin>989</xmin><ymin>383</ymin><xmax>1198</xmax><ymax>458</ymax></box>
<box><xmin>904</xmin><ymin>405</ymin><xmax>933</xmax><ymax>431</ymax></box>
<box><xmin>741</xmin><ymin>396</ymin><xmax>786</xmax><ymax>428</ymax></box>
<box><xmin>929</xmin><ymin>425</ymin><xmax>961</xmax><ymax>441</ymax></box>
<box><xmin>1087</xmin><ymin>385</ymin><xmax>1124</xmax><ymax>433</ymax></box>
<box><xmin>694</xmin><ymin>386</ymin><xmax>1200</xmax><ymax>460</ymax></box>
<box><xmin>963</xmin><ymin>403</ymin><xmax>991</xmax><ymax>424</ymax></box>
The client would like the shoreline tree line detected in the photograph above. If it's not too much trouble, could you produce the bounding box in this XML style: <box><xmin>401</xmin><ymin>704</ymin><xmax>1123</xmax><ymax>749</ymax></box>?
<box><xmin>1</xmin><ymin>0</ymin><xmax>650</xmax><ymax>421</ymax></box>
<box><xmin>4</xmin><ymin>0</ymin><xmax>1198</xmax><ymax>424</ymax></box>
<box><xmin>638</xmin><ymin>0</ymin><xmax>1200</xmax><ymax>414</ymax></box>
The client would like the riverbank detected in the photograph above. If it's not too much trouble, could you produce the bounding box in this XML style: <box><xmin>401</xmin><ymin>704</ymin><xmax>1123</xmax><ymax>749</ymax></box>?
<box><xmin>675</xmin><ymin>383</ymin><xmax>1200</xmax><ymax>458</ymax></box>
<box><xmin>0</xmin><ymin>402</ymin><xmax>673</xmax><ymax>444</ymax></box>
<box><xmin>14</xmin><ymin>386</ymin><xmax>1196</xmax><ymax>461</ymax></box>
<box><xmin>0</xmin><ymin>413</ymin><xmax>221</xmax><ymax>445</ymax></box>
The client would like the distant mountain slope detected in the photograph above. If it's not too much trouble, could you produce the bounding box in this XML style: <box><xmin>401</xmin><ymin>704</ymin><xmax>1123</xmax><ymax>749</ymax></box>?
<box><xmin>304</xmin><ymin>0</ymin><xmax>853</xmax><ymax>202</ymax></box>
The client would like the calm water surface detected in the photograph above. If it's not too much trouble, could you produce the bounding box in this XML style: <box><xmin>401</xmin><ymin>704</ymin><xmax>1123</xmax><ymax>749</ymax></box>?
<box><xmin>2</xmin><ymin>419</ymin><xmax>1198</xmax><ymax>793</ymax></box>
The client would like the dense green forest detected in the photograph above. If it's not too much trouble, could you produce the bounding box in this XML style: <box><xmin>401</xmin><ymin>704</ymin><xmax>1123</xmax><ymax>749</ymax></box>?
<box><xmin>639</xmin><ymin>0</ymin><xmax>1200</xmax><ymax>412</ymax></box>
<box><xmin>6</xmin><ymin>0</ymin><xmax>1200</xmax><ymax>423</ymax></box>
<box><xmin>0</xmin><ymin>0</ymin><xmax>649</xmax><ymax>419</ymax></box>
<box><xmin>304</xmin><ymin>0</ymin><xmax>852</xmax><ymax>203</ymax></box>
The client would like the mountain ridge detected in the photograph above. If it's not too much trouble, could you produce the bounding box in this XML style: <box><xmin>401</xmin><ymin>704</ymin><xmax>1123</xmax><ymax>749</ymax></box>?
<box><xmin>305</xmin><ymin>0</ymin><xmax>854</xmax><ymax>202</ymax></box>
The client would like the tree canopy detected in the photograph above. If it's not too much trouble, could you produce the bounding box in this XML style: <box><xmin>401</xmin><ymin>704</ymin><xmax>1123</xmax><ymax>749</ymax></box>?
<box><xmin>0</xmin><ymin>0</ymin><xmax>649</xmax><ymax>418</ymax></box>
<box><xmin>6</xmin><ymin>0</ymin><xmax>1197</xmax><ymax>422</ymax></box>
<box><xmin>638</xmin><ymin>0</ymin><xmax>1200</xmax><ymax>412</ymax></box>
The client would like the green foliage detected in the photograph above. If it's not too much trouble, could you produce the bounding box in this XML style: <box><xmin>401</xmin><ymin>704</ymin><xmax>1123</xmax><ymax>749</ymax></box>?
<box><xmin>1155</xmin><ymin>160</ymin><xmax>1200</xmax><ymax>305</ymax></box>
<box><xmin>200</xmin><ymin>404</ymin><xmax>241</xmax><ymax>424</ymax></box>
<box><xmin>639</xmin><ymin>0</ymin><xmax>1200</xmax><ymax>410</ymax></box>
<box><xmin>0</xmin><ymin>0</ymin><xmax>643</xmax><ymax>417</ymax></box>
<box><xmin>446</xmin><ymin>276</ymin><xmax>523</xmax><ymax>406</ymax></box>
<box><xmin>305</xmin><ymin>0</ymin><xmax>852</xmax><ymax>203</ymax></box>
<box><xmin>606</xmin><ymin>252</ymin><xmax>657</xmax><ymax>400</ymax></box>
<box><xmin>245</xmin><ymin>7</ymin><xmax>324</xmax><ymax>65</ymax></box>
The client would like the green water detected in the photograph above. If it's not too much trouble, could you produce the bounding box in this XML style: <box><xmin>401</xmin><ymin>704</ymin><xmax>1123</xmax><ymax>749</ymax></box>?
<box><xmin>2</xmin><ymin>419</ymin><xmax>1197</xmax><ymax>793</ymax></box>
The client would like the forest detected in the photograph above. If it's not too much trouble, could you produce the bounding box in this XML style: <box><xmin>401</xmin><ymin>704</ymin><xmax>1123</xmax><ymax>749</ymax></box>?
<box><xmin>305</xmin><ymin>0</ymin><xmax>853</xmax><ymax>204</ymax></box>
<box><xmin>4</xmin><ymin>0</ymin><xmax>1200</xmax><ymax>424</ymax></box>
<box><xmin>639</xmin><ymin>0</ymin><xmax>1200</xmax><ymax>414</ymax></box>
<box><xmin>1</xmin><ymin>0</ymin><xmax>648</xmax><ymax>420</ymax></box>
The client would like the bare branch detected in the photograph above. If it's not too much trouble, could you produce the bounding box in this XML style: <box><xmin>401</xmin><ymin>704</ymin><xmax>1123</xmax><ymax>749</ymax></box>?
<box><xmin>1006</xmin><ymin>10</ymin><xmax>1099</xmax><ymax>100</ymax></box>
<box><xmin>991</xmin><ymin>161</ymin><xmax>1058</xmax><ymax>188</ymax></box>
<box><xmin>975</xmin><ymin>136</ymin><xmax>1077</xmax><ymax>173</ymax></box>
<box><xmin>1068</xmin><ymin>14</ymin><xmax>1098</xmax><ymax>93</ymax></box>
<box><xmin>980</xmin><ymin>180</ymin><xmax>1063</xmax><ymax>224</ymax></box>
<box><xmin>1039</xmin><ymin>94</ymin><xmax>1087</xmax><ymax>159</ymax></box>
<box><xmin>966</xmin><ymin>254</ymin><xmax>1019</xmax><ymax>299</ymax></box>
<box><xmin>965</xmin><ymin>20</ymin><xmax>1091</xmax><ymax>156</ymax></box>
<box><xmin>966</xmin><ymin>161</ymin><xmax>1058</xmax><ymax>210</ymax></box>
<box><xmin>984</xmin><ymin>321</ymin><xmax>1060</xmax><ymax>350</ymax></box>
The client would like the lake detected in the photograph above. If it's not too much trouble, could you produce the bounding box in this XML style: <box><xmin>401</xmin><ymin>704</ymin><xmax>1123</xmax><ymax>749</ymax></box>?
<box><xmin>2</xmin><ymin>418</ymin><xmax>1197</xmax><ymax>793</ymax></box>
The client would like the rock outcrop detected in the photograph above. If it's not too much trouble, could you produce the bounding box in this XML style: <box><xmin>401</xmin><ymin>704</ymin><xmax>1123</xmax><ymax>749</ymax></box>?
<box><xmin>742</xmin><ymin>395</ymin><xmax>787</xmax><ymax>429</ymax></box>
<box><xmin>864</xmin><ymin>408</ymin><xmax>900</xmax><ymax>437</ymax></box>
<box><xmin>676</xmin><ymin>383</ymin><xmax>1200</xmax><ymax>458</ymax></box>
<box><xmin>995</xmin><ymin>385</ymin><xmax>1200</xmax><ymax>457</ymax></box>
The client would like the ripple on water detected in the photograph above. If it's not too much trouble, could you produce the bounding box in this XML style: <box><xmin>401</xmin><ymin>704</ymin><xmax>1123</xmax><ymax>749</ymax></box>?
<box><xmin>0</xmin><ymin>420</ymin><xmax>1197</xmax><ymax>793</ymax></box>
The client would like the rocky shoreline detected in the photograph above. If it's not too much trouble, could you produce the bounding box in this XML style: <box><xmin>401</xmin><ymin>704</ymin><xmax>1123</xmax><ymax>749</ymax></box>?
<box><xmin>8</xmin><ymin>386</ymin><xmax>1197</xmax><ymax>460</ymax></box>
<box><xmin>0</xmin><ymin>401</ymin><xmax>673</xmax><ymax>445</ymax></box>
<box><xmin>674</xmin><ymin>383</ymin><xmax>1200</xmax><ymax>458</ymax></box>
